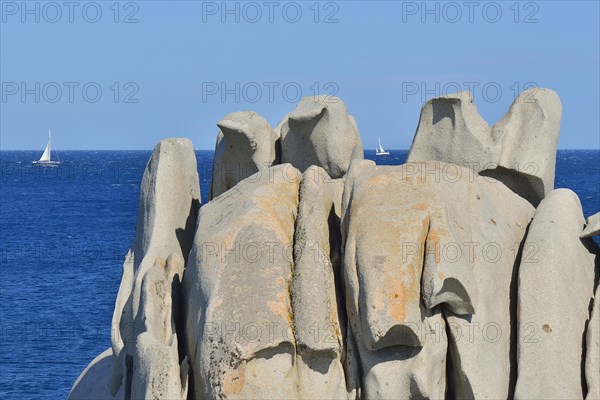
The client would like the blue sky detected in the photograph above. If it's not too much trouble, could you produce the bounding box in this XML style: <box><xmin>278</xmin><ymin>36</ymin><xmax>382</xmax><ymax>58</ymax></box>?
<box><xmin>1</xmin><ymin>0</ymin><xmax>598</xmax><ymax>150</ymax></box>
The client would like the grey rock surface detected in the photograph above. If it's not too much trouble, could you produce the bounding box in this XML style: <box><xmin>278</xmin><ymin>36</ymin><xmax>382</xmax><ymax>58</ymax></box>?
<box><xmin>110</xmin><ymin>138</ymin><xmax>200</xmax><ymax>397</ymax></box>
<box><xmin>131</xmin><ymin>254</ymin><xmax>187</xmax><ymax>399</ymax></box>
<box><xmin>341</xmin><ymin>160</ymin><xmax>448</xmax><ymax>398</ymax></box>
<box><xmin>515</xmin><ymin>189</ymin><xmax>597</xmax><ymax>399</ymax></box>
<box><xmin>69</xmin><ymin>91</ymin><xmax>600</xmax><ymax>400</ymax></box>
<box><xmin>292</xmin><ymin>166</ymin><xmax>349</xmax><ymax>398</ymax></box>
<box><xmin>134</xmin><ymin>254</ymin><xmax>181</xmax><ymax>344</ymax></box>
<box><xmin>68</xmin><ymin>348</ymin><xmax>114</xmax><ymax>400</ymax></box>
<box><xmin>407</xmin><ymin>91</ymin><xmax>494</xmax><ymax>169</ymax></box>
<box><xmin>210</xmin><ymin>111</ymin><xmax>278</xmax><ymax>200</ymax></box>
<box><xmin>491</xmin><ymin>88</ymin><xmax>562</xmax><ymax>205</ymax></box>
<box><xmin>131</xmin><ymin>332</ymin><xmax>186</xmax><ymax>400</ymax></box>
<box><xmin>407</xmin><ymin>88</ymin><xmax>562</xmax><ymax>206</ymax></box>
<box><xmin>357</xmin><ymin>308</ymin><xmax>447</xmax><ymax>399</ymax></box>
<box><xmin>341</xmin><ymin>160</ymin><xmax>534</xmax><ymax>399</ymax></box>
<box><xmin>582</xmin><ymin>212</ymin><xmax>600</xmax><ymax>238</ymax></box>
<box><xmin>273</xmin><ymin>112</ymin><xmax>289</xmax><ymax>139</ymax></box>
<box><xmin>587</xmin><ymin>285</ymin><xmax>600</xmax><ymax>400</ymax></box>
<box><xmin>442</xmin><ymin>176</ymin><xmax>534</xmax><ymax>399</ymax></box>
<box><xmin>184</xmin><ymin>164</ymin><xmax>300</xmax><ymax>399</ymax></box>
<box><xmin>281</xmin><ymin>95</ymin><xmax>363</xmax><ymax>178</ymax></box>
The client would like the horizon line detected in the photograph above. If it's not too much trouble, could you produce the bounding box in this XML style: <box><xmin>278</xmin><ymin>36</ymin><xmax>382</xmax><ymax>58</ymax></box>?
<box><xmin>2</xmin><ymin>148</ymin><xmax>599</xmax><ymax>152</ymax></box>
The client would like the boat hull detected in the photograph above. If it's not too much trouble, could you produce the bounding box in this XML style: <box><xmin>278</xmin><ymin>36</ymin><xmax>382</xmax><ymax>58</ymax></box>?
<box><xmin>32</xmin><ymin>161</ymin><xmax>61</xmax><ymax>167</ymax></box>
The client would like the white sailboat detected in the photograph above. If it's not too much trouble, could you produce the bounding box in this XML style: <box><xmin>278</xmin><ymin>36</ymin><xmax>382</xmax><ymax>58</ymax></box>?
<box><xmin>375</xmin><ymin>137</ymin><xmax>389</xmax><ymax>156</ymax></box>
<box><xmin>32</xmin><ymin>130</ymin><xmax>61</xmax><ymax>166</ymax></box>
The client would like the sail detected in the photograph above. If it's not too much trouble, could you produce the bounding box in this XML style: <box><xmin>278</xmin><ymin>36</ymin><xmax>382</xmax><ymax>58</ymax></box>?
<box><xmin>39</xmin><ymin>130</ymin><xmax>51</xmax><ymax>161</ymax></box>
<box><xmin>378</xmin><ymin>137</ymin><xmax>385</xmax><ymax>153</ymax></box>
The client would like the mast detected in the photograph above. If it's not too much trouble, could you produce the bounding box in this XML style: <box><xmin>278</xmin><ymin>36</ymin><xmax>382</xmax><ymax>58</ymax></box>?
<box><xmin>48</xmin><ymin>129</ymin><xmax>52</xmax><ymax>160</ymax></box>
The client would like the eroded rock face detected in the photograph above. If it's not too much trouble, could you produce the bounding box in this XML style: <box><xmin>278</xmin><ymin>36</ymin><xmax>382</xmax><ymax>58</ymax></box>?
<box><xmin>184</xmin><ymin>164</ymin><xmax>356</xmax><ymax>399</ymax></box>
<box><xmin>582</xmin><ymin>212</ymin><xmax>600</xmax><ymax>238</ymax></box>
<box><xmin>407</xmin><ymin>88</ymin><xmax>562</xmax><ymax>206</ymax></box>
<box><xmin>515</xmin><ymin>189</ymin><xmax>598</xmax><ymax>400</ymax></box>
<box><xmin>586</xmin><ymin>285</ymin><xmax>600</xmax><ymax>400</ymax></box>
<box><xmin>67</xmin><ymin>348</ymin><xmax>114</xmax><ymax>400</ymax></box>
<box><xmin>184</xmin><ymin>164</ymin><xmax>300</xmax><ymax>399</ymax></box>
<box><xmin>70</xmin><ymin>91</ymin><xmax>600</xmax><ymax>400</ymax></box>
<box><xmin>210</xmin><ymin>111</ymin><xmax>278</xmax><ymax>200</ymax></box>
<box><xmin>132</xmin><ymin>332</ymin><xmax>186</xmax><ymax>400</ymax></box>
<box><xmin>491</xmin><ymin>89</ymin><xmax>562</xmax><ymax>205</ymax></box>
<box><xmin>356</xmin><ymin>308</ymin><xmax>447</xmax><ymax>399</ymax></box>
<box><xmin>292</xmin><ymin>166</ymin><xmax>349</xmax><ymax>399</ymax></box>
<box><xmin>110</xmin><ymin>138</ymin><xmax>200</xmax><ymax>398</ymax></box>
<box><xmin>280</xmin><ymin>95</ymin><xmax>364</xmax><ymax>179</ymax></box>
<box><xmin>341</xmin><ymin>160</ymin><xmax>534</xmax><ymax>399</ymax></box>
<box><xmin>131</xmin><ymin>254</ymin><xmax>187</xmax><ymax>399</ymax></box>
<box><xmin>406</xmin><ymin>91</ymin><xmax>494</xmax><ymax>169</ymax></box>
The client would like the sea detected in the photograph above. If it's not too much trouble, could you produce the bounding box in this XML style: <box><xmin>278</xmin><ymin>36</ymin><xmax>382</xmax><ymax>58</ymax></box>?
<box><xmin>1</xmin><ymin>150</ymin><xmax>599</xmax><ymax>399</ymax></box>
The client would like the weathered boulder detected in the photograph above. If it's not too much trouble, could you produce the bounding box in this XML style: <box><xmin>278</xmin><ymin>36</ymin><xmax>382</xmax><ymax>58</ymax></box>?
<box><xmin>131</xmin><ymin>254</ymin><xmax>187</xmax><ymax>399</ymax></box>
<box><xmin>341</xmin><ymin>160</ymin><xmax>534</xmax><ymax>399</ymax></box>
<box><xmin>341</xmin><ymin>160</ymin><xmax>448</xmax><ymax>398</ymax></box>
<box><xmin>582</xmin><ymin>211</ymin><xmax>600</xmax><ymax>238</ymax></box>
<box><xmin>515</xmin><ymin>189</ymin><xmax>597</xmax><ymax>399</ymax></box>
<box><xmin>210</xmin><ymin>111</ymin><xmax>278</xmax><ymax>199</ymax></box>
<box><xmin>442</xmin><ymin>175</ymin><xmax>534</xmax><ymax>399</ymax></box>
<box><xmin>488</xmin><ymin>88</ymin><xmax>562</xmax><ymax>206</ymax></box>
<box><xmin>133</xmin><ymin>254</ymin><xmax>182</xmax><ymax>344</ymax></box>
<box><xmin>184</xmin><ymin>164</ymin><xmax>300</xmax><ymax>399</ymax></box>
<box><xmin>280</xmin><ymin>95</ymin><xmax>363</xmax><ymax>179</ymax></box>
<box><xmin>587</xmin><ymin>284</ymin><xmax>600</xmax><ymax>400</ymax></box>
<box><xmin>344</xmin><ymin>320</ymin><xmax>362</xmax><ymax>400</ymax></box>
<box><xmin>131</xmin><ymin>332</ymin><xmax>186</xmax><ymax>400</ymax></box>
<box><xmin>291</xmin><ymin>166</ymin><xmax>349</xmax><ymax>398</ymax></box>
<box><xmin>406</xmin><ymin>91</ymin><xmax>494</xmax><ymax>169</ymax></box>
<box><xmin>407</xmin><ymin>88</ymin><xmax>562</xmax><ymax>206</ymax></box>
<box><xmin>356</xmin><ymin>308</ymin><xmax>447</xmax><ymax>399</ymax></box>
<box><xmin>69</xmin><ymin>91</ymin><xmax>600</xmax><ymax>400</ymax></box>
<box><xmin>68</xmin><ymin>348</ymin><xmax>114</xmax><ymax>400</ymax></box>
<box><xmin>110</xmin><ymin>138</ymin><xmax>200</xmax><ymax>397</ymax></box>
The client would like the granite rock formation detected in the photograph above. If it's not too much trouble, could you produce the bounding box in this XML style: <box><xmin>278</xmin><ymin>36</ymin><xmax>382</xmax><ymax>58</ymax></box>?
<box><xmin>70</xmin><ymin>91</ymin><xmax>599</xmax><ymax>400</ymax></box>
<box><xmin>292</xmin><ymin>166</ymin><xmax>349</xmax><ymax>398</ymax></box>
<box><xmin>69</xmin><ymin>138</ymin><xmax>201</xmax><ymax>400</ymax></box>
<box><xmin>407</xmin><ymin>89</ymin><xmax>562</xmax><ymax>206</ymax></box>
<box><xmin>68</xmin><ymin>348</ymin><xmax>114</xmax><ymax>400</ymax></box>
<box><xmin>515</xmin><ymin>189</ymin><xmax>598</xmax><ymax>399</ymax></box>
<box><xmin>280</xmin><ymin>95</ymin><xmax>364</xmax><ymax>179</ymax></box>
<box><xmin>184</xmin><ymin>164</ymin><xmax>301</xmax><ymax>399</ymax></box>
<box><xmin>210</xmin><ymin>111</ymin><xmax>278</xmax><ymax>200</ymax></box>
<box><xmin>341</xmin><ymin>159</ymin><xmax>534</xmax><ymax>399</ymax></box>
<box><xmin>586</xmin><ymin>284</ymin><xmax>600</xmax><ymax>400</ymax></box>
<box><xmin>582</xmin><ymin>212</ymin><xmax>600</xmax><ymax>238</ymax></box>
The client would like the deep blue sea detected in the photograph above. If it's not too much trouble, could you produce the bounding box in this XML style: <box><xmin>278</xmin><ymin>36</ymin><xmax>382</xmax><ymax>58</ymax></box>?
<box><xmin>1</xmin><ymin>150</ymin><xmax>599</xmax><ymax>399</ymax></box>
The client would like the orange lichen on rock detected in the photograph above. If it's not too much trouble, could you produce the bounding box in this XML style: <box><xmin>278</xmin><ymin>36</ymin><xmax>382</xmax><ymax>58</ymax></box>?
<box><xmin>386</xmin><ymin>276</ymin><xmax>408</xmax><ymax>323</ymax></box>
<box><xmin>222</xmin><ymin>366</ymin><xmax>246</xmax><ymax>396</ymax></box>
<box><xmin>268</xmin><ymin>291</ymin><xmax>293</xmax><ymax>324</ymax></box>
